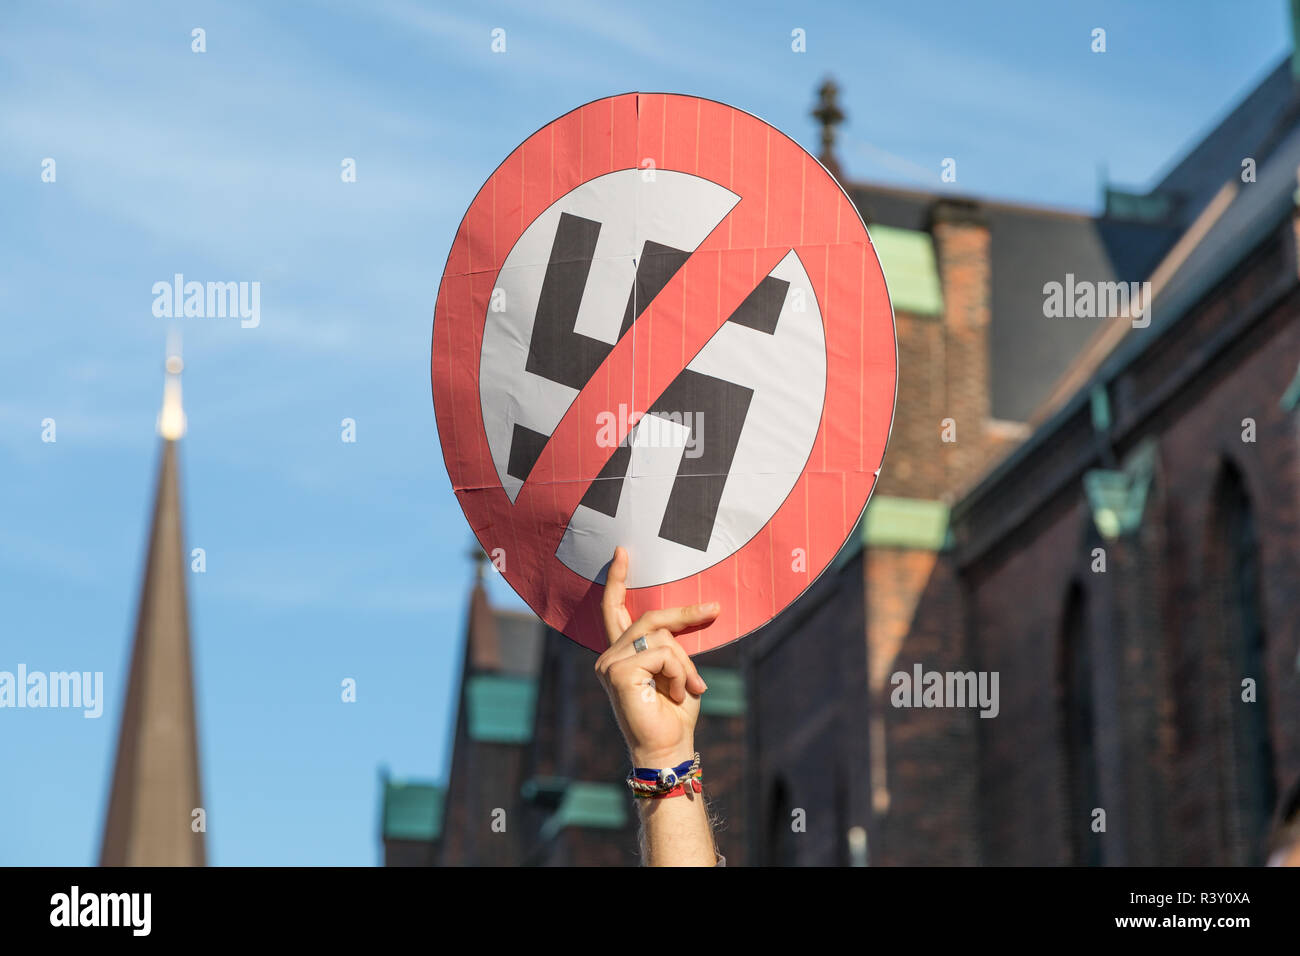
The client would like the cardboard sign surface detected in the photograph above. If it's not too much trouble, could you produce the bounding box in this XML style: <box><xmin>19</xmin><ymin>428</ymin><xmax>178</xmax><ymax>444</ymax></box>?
<box><xmin>432</xmin><ymin>93</ymin><xmax>896</xmax><ymax>654</ymax></box>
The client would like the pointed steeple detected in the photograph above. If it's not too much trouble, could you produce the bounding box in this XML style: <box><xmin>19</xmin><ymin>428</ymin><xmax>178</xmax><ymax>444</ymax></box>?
<box><xmin>100</xmin><ymin>341</ymin><xmax>206</xmax><ymax>866</ymax></box>
<box><xmin>466</xmin><ymin>546</ymin><xmax>501</xmax><ymax>671</ymax></box>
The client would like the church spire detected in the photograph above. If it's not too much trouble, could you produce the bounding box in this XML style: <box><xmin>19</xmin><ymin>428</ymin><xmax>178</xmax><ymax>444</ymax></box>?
<box><xmin>157</xmin><ymin>335</ymin><xmax>186</xmax><ymax>441</ymax></box>
<box><xmin>100</xmin><ymin>342</ymin><xmax>206</xmax><ymax>866</ymax></box>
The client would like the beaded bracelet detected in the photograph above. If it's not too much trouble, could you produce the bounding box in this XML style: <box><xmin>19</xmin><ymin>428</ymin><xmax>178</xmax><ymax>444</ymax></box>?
<box><xmin>626</xmin><ymin>752</ymin><xmax>703</xmax><ymax>797</ymax></box>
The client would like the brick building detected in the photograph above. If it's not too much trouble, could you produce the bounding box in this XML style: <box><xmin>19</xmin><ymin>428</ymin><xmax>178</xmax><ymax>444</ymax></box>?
<box><xmin>950</xmin><ymin>85</ymin><xmax>1300</xmax><ymax>865</ymax></box>
<box><xmin>387</xmin><ymin>37</ymin><xmax>1300</xmax><ymax>866</ymax></box>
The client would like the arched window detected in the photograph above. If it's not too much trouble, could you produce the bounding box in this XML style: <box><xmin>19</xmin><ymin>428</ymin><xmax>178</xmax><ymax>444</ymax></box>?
<box><xmin>1060</xmin><ymin>582</ymin><xmax>1103</xmax><ymax>865</ymax></box>
<box><xmin>1210</xmin><ymin>462</ymin><xmax>1275</xmax><ymax>864</ymax></box>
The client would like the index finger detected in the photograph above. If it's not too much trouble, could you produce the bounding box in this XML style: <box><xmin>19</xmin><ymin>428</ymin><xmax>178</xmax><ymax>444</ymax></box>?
<box><xmin>619</xmin><ymin>603</ymin><xmax>721</xmax><ymax>643</ymax></box>
<box><xmin>600</xmin><ymin>546</ymin><xmax>629</xmax><ymax>646</ymax></box>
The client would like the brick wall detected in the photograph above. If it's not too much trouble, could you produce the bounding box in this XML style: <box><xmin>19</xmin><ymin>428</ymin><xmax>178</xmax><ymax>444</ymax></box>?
<box><xmin>964</xmin><ymin>498</ymin><xmax>1088</xmax><ymax>865</ymax></box>
<box><xmin>865</xmin><ymin>548</ymin><xmax>978</xmax><ymax>865</ymax></box>
<box><xmin>744</xmin><ymin>553</ymin><xmax>872</xmax><ymax>866</ymax></box>
<box><xmin>1153</xmin><ymin>284</ymin><xmax>1300</xmax><ymax>865</ymax></box>
<box><xmin>858</xmin><ymin>198</ymin><xmax>993</xmax><ymax>866</ymax></box>
<box><xmin>932</xmin><ymin>200</ymin><xmax>995</xmax><ymax>494</ymax></box>
<box><xmin>951</xmin><ymin>221</ymin><xmax>1300</xmax><ymax>866</ymax></box>
<box><xmin>876</xmin><ymin>309</ymin><xmax>948</xmax><ymax>500</ymax></box>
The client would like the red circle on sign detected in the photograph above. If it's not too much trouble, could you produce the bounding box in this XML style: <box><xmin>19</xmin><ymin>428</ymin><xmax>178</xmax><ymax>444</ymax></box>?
<box><xmin>432</xmin><ymin>93</ymin><xmax>896</xmax><ymax>655</ymax></box>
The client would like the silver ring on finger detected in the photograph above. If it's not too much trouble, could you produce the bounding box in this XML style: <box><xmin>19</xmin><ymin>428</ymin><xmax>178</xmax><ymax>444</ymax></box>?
<box><xmin>633</xmin><ymin>636</ymin><xmax>648</xmax><ymax>653</ymax></box>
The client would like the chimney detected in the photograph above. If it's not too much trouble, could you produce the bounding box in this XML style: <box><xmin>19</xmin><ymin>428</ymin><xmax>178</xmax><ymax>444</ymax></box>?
<box><xmin>928</xmin><ymin>198</ymin><xmax>993</xmax><ymax>491</ymax></box>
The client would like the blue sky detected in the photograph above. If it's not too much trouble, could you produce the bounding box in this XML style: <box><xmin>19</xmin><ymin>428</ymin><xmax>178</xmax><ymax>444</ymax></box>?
<box><xmin>0</xmin><ymin>0</ymin><xmax>1289</xmax><ymax>865</ymax></box>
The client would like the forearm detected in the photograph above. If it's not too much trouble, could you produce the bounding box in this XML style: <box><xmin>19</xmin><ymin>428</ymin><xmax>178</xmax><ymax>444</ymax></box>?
<box><xmin>637</xmin><ymin>784</ymin><xmax>717</xmax><ymax>866</ymax></box>
<box><xmin>598</xmin><ymin>547</ymin><xmax>721</xmax><ymax>866</ymax></box>
<box><xmin>632</xmin><ymin>742</ymin><xmax>718</xmax><ymax>866</ymax></box>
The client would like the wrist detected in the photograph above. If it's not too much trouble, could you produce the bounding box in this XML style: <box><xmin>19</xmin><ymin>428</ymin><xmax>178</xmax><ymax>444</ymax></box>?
<box><xmin>630</xmin><ymin>742</ymin><xmax>695</xmax><ymax>769</ymax></box>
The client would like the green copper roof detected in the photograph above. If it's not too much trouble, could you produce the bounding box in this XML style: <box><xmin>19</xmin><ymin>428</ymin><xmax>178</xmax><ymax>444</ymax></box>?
<box><xmin>540</xmin><ymin>782</ymin><xmax>628</xmax><ymax>841</ymax></box>
<box><xmin>382</xmin><ymin>780</ymin><xmax>444</xmax><ymax>842</ymax></box>
<box><xmin>1104</xmin><ymin>187</ymin><xmax>1175</xmax><ymax>223</ymax></box>
<box><xmin>697</xmin><ymin>667</ymin><xmax>745</xmax><ymax>717</ymax></box>
<box><xmin>466</xmin><ymin>674</ymin><xmax>537</xmax><ymax>743</ymax></box>
<box><xmin>870</xmin><ymin>225</ymin><xmax>944</xmax><ymax>316</ymax></box>
<box><xmin>861</xmin><ymin>496</ymin><xmax>951</xmax><ymax>550</ymax></box>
